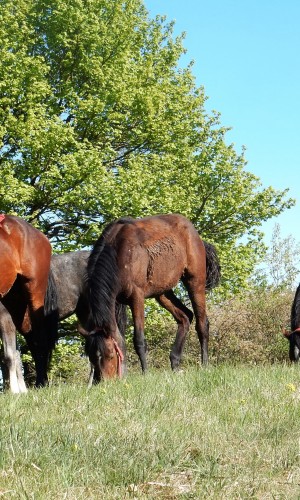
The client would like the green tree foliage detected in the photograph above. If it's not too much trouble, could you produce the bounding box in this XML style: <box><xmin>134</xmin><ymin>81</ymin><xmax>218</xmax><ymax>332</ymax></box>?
<box><xmin>0</xmin><ymin>0</ymin><xmax>294</xmax><ymax>291</ymax></box>
<box><xmin>252</xmin><ymin>224</ymin><xmax>300</xmax><ymax>290</ymax></box>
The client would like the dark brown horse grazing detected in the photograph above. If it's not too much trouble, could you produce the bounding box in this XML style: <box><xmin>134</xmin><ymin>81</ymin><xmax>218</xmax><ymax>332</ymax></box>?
<box><xmin>86</xmin><ymin>214</ymin><xmax>220</xmax><ymax>379</ymax></box>
<box><xmin>283</xmin><ymin>283</ymin><xmax>300</xmax><ymax>361</ymax></box>
<box><xmin>0</xmin><ymin>214</ymin><xmax>58</xmax><ymax>389</ymax></box>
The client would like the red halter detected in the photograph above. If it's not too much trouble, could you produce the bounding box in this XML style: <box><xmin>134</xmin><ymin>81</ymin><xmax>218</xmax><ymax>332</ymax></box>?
<box><xmin>111</xmin><ymin>337</ymin><xmax>124</xmax><ymax>378</ymax></box>
<box><xmin>292</xmin><ymin>327</ymin><xmax>300</xmax><ymax>334</ymax></box>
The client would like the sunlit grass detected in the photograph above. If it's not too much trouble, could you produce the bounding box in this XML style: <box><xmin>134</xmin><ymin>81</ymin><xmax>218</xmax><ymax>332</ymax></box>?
<box><xmin>1</xmin><ymin>365</ymin><xmax>300</xmax><ymax>498</ymax></box>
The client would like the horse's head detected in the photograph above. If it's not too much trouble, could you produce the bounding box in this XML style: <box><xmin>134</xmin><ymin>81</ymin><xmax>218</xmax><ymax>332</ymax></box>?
<box><xmin>78</xmin><ymin>325</ymin><xmax>124</xmax><ymax>381</ymax></box>
<box><xmin>283</xmin><ymin>327</ymin><xmax>300</xmax><ymax>362</ymax></box>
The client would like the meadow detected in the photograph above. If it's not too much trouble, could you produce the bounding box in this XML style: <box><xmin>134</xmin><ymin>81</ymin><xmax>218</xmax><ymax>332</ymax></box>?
<box><xmin>1</xmin><ymin>364</ymin><xmax>300</xmax><ymax>499</ymax></box>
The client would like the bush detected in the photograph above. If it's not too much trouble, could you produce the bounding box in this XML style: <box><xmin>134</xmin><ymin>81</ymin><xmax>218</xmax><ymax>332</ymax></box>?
<box><xmin>127</xmin><ymin>288</ymin><xmax>294</xmax><ymax>369</ymax></box>
<box><xmin>1</xmin><ymin>288</ymin><xmax>294</xmax><ymax>390</ymax></box>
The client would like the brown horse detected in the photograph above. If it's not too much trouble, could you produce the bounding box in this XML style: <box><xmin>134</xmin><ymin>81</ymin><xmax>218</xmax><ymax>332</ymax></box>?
<box><xmin>0</xmin><ymin>214</ymin><xmax>58</xmax><ymax>389</ymax></box>
<box><xmin>85</xmin><ymin>214</ymin><xmax>220</xmax><ymax>379</ymax></box>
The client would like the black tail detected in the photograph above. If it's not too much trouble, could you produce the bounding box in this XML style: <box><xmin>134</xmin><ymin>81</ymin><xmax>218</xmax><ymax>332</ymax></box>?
<box><xmin>203</xmin><ymin>241</ymin><xmax>221</xmax><ymax>290</ymax></box>
<box><xmin>44</xmin><ymin>268</ymin><xmax>59</xmax><ymax>353</ymax></box>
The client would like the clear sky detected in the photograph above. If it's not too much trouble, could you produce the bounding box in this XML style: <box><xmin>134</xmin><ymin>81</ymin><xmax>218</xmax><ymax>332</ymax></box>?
<box><xmin>145</xmin><ymin>0</ymin><xmax>300</xmax><ymax>245</ymax></box>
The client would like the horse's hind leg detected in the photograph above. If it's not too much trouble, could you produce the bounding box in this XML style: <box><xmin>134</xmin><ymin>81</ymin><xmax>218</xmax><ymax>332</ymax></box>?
<box><xmin>130</xmin><ymin>290</ymin><xmax>147</xmax><ymax>373</ymax></box>
<box><xmin>156</xmin><ymin>291</ymin><xmax>193</xmax><ymax>371</ymax></box>
<box><xmin>183</xmin><ymin>278</ymin><xmax>209</xmax><ymax>365</ymax></box>
<box><xmin>25</xmin><ymin>282</ymin><xmax>50</xmax><ymax>387</ymax></box>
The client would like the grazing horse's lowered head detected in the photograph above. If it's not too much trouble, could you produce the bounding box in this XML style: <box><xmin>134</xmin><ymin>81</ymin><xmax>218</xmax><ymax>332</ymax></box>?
<box><xmin>283</xmin><ymin>283</ymin><xmax>300</xmax><ymax>362</ymax></box>
<box><xmin>78</xmin><ymin>322</ymin><xmax>125</xmax><ymax>382</ymax></box>
<box><xmin>78</xmin><ymin>297</ymin><xmax>127</xmax><ymax>382</ymax></box>
<box><xmin>283</xmin><ymin>328</ymin><xmax>300</xmax><ymax>362</ymax></box>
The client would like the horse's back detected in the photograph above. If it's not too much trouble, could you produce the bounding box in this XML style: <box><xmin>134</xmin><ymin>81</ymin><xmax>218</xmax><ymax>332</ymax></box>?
<box><xmin>113</xmin><ymin>213</ymin><xmax>198</xmax><ymax>243</ymax></box>
<box><xmin>109</xmin><ymin>214</ymin><xmax>206</xmax><ymax>297</ymax></box>
<box><xmin>51</xmin><ymin>251</ymin><xmax>90</xmax><ymax>320</ymax></box>
<box><xmin>115</xmin><ymin>213</ymin><xmax>204</xmax><ymax>260</ymax></box>
<box><xmin>0</xmin><ymin>215</ymin><xmax>51</xmax><ymax>297</ymax></box>
<box><xmin>0</xmin><ymin>215</ymin><xmax>51</xmax><ymax>268</ymax></box>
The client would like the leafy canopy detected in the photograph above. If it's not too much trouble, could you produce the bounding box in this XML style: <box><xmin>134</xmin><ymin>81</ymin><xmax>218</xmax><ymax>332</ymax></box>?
<box><xmin>0</xmin><ymin>0</ymin><xmax>294</xmax><ymax>291</ymax></box>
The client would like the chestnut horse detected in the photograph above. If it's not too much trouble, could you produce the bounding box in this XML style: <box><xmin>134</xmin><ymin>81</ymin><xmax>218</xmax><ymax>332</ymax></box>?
<box><xmin>86</xmin><ymin>214</ymin><xmax>220</xmax><ymax>379</ymax></box>
<box><xmin>0</xmin><ymin>214</ymin><xmax>58</xmax><ymax>389</ymax></box>
<box><xmin>283</xmin><ymin>283</ymin><xmax>300</xmax><ymax>362</ymax></box>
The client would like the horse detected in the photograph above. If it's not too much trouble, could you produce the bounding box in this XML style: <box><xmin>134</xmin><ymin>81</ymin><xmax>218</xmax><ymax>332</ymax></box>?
<box><xmin>0</xmin><ymin>214</ymin><xmax>58</xmax><ymax>390</ymax></box>
<box><xmin>85</xmin><ymin>213</ymin><xmax>221</xmax><ymax>379</ymax></box>
<box><xmin>283</xmin><ymin>283</ymin><xmax>300</xmax><ymax>362</ymax></box>
<box><xmin>0</xmin><ymin>250</ymin><xmax>127</xmax><ymax>391</ymax></box>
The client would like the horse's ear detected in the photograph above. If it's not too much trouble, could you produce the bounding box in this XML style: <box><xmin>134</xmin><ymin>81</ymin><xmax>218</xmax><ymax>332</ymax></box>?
<box><xmin>282</xmin><ymin>326</ymin><xmax>291</xmax><ymax>338</ymax></box>
<box><xmin>77</xmin><ymin>324</ymin><xmax>90</xmax><ymax>337</ymax></box>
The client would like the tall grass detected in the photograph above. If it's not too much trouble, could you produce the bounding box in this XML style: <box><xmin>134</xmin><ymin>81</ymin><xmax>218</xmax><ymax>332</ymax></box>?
<box><xmin>1</xmin><ymin>365</ymin><xmax>300</xmax><ymax>499</ymax></box>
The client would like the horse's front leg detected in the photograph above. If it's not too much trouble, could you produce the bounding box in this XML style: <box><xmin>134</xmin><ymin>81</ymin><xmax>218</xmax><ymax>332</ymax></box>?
<box><xmin>0</xmin><ymin>305</ymin><xmax>27</xmax><ymax>393</ymax></box>
<box><xmin>15</xmin><ymin>349</ymin><xmax>27</xmax><ymax>393</ymax></box>
<box><xmin>130</xmin><ymin>290</ymin><xmax>147</xmax><ymax>373</ymax></box>
<box><xmin>1</xmin><ymin>332</ymin><xmax>25</xmax><ymax>394</ymax></box>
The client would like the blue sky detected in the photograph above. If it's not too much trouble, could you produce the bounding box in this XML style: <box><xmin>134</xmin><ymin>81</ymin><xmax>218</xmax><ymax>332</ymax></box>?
<box><xmin>145</xmin><ymin>0</ymin><xmax>300</xmax><ymax>245</ymax></box>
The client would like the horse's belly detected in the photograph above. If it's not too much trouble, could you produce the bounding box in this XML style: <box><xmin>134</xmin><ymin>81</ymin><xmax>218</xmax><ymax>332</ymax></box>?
<box><xmin>145</xmin><ymin>267</ymin><xmax>183</xmax><ymax>297</ymax></box>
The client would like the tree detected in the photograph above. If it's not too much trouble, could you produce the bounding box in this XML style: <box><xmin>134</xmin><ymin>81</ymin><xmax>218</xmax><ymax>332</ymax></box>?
<box><xmin>0</xmin><ymin>0</ymin><xmax>294</xmax><ymax>291</ymax></box>
<box><xmin>253</xmin><ymin>224</ymin><xmax>300</xmax><ymax>290</ymax></box>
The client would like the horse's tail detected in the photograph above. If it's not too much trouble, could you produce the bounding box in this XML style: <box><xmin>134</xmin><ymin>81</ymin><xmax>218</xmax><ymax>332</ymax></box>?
<box><xmin>203</xmin><ymin>241</ymin><xmax>221</xmax><ymax>291</ymax></box>
<box><xmin>44</xmin><ymin>268</ymin><xmax>59</xmax><ymax>354</ymax></box>
<box><xmin>88</xmin><ymin>243</ymin><xmax>119</xmax><ymax>331</ymax></box>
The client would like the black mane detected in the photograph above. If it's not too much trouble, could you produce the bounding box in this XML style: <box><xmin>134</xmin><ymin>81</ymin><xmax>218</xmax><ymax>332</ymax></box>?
<box><xmin>84</xmin><ymin>331</ymin><xmax>106</xmax><ymax>358</ymax></box>
<box><xmin>88</xmin><ymin>218</ymin><xmax>132</xmax><ymax>331</ymax></box>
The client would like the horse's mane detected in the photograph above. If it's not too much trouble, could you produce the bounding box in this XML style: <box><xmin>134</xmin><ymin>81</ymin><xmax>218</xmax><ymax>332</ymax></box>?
<box><xmin>84</xmin><ymin>330</ymin><xmax>106</xmax><ymax>358</ymax></box>
<box><xmin>88</xmin><ymin>218</ymin><xmax>133</xmax><ymax>330</ymax></box>
<box><xmin>291</xmin><ymin>283</ymin><xmax>300</xmax><ymax>331</ymax></box>
<box><xmin>88</xmin><ymin>217</ymin><xmax>133</xmax><ymax>276</ymax></box>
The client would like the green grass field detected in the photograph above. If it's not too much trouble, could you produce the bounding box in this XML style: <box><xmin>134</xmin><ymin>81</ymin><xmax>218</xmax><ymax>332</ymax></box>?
<box><xmin>1</xmin><ymin>365</ymin><xmax>300</xmax><ymax>499</ymax></box>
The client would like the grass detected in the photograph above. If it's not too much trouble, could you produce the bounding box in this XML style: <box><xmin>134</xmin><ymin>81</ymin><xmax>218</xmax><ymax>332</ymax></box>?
<box><xmin>1</xmin><ymin>364</ymin><xmax>300</xmax><ymax>498</ymax></box>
